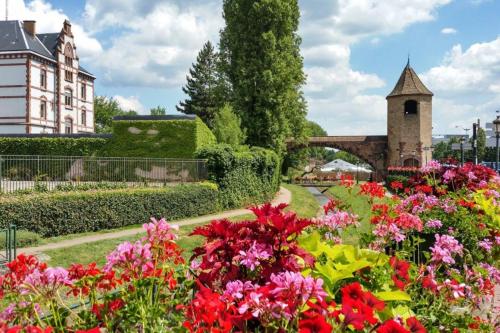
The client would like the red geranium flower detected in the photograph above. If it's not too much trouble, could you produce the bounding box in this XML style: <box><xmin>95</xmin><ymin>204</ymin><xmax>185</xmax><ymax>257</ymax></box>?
<box><xmin>341</xmin><ymin>282</ymin><xmax>364</xmax><ymax>302</ymax></box>
<box><xmin>406</xmin><ymin>317</ymin><xmax>426</xmax><ymax>333</ymax></box>
<box><xmin>390</xmin><ymin>181</ymin><xmax>404</xmax><ymax>191</ymax></box>
<box><xmin>377</xmin><ymin>320</ymin><xmax>410</xmax><ymax>333</ymax></box>
<box><xmin>299</xmin><ymin>311</ymin><xmax>332</xmax><ymax>333</ymax></box>
<box><xmin>359</xmin><ymin>182</ymin><xmax>386</xmax><ymax>199</ymax></box>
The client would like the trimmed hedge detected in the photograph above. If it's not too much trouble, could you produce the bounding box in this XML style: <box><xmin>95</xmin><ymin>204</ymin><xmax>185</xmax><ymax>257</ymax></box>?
<box><xmin>100</xmin><ymin>117</ymin><xmax>216</xmax><ymax>158</ymax></box>
<box><xmin>196</xmin><ymin>145</ymin><xmax>281</xmax><ymax>209</ymax></box>
<box><xmin>0</xmin><ymin>137</ymin><xmax>109</xmax><ymax>156</ymax></box>
<box><xmin>0</xmin><ymin>183</ymin><xmax>219</xmax><ymax>237</ymax></box>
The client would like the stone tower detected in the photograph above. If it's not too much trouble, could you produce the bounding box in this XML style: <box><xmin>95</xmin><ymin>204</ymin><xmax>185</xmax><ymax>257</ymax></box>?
<box><xmin>387</xmin><ymin>61</ymin><xmax>433</xmax><ymax>167</ymax></box>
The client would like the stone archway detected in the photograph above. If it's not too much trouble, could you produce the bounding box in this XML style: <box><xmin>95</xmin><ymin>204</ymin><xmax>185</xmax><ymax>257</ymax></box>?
<box><xmin>287</xmin><ymin>135</ymin><xmax>388</xmax><ymax>181</ymax></box>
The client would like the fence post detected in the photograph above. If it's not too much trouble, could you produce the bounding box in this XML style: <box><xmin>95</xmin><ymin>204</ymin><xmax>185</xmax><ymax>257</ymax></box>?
<box><xmin>0</xmin><ymin>155</ymin><xmax>3</xmax><ymax>194</ymax></box>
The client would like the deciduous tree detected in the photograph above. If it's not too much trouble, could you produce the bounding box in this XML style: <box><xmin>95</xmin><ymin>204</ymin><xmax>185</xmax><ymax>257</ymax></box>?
<box><xmin>220</xmin><ymin>0</ymin><xmax>307</xmax><ymax>152</ymax></box>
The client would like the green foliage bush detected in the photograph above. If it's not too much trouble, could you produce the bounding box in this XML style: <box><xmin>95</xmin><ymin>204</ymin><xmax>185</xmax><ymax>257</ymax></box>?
<box><xmin>196</xmin><ymin>144</ymin><xmax>281</xmax><ymax>209</ymax></box>
<box><xmin>0</xmin><ymin>183</ymin><xmax>219</xmax><ymax>237</ymax></box>
<box><xmin>0</xmin><ymin>230</ymin><xmax>42</xmax><ymax>249</ymax></box>
<box><xmin>386</xmin><ymin>174</ymin><xmax>410</xmax><ymax>187</ymax></box>
<box><xmin>0</xmin><ymin>138</ymin><xmax>109</xmax><ymax>156</ymax></box>
<box><xmin>101</xmin><ymin>118</ymin><xmax>216</xmax><ymax>158</ymax></box>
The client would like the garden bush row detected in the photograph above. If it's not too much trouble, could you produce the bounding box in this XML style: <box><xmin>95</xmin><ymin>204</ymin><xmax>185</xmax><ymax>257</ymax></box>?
<box><xmin>0</xmin><ymin>137</ymin><xmax>109</xmax><ymax>156</ymax></box>
<box><xmin>0</xmin><ymin>183</ymin><xmax>219</xmax><ymax>237</ymax></box>
<box><xmin>196</xmin><ymin>144</ymin><xmax>281</xmax><ymax>209</ymax></box>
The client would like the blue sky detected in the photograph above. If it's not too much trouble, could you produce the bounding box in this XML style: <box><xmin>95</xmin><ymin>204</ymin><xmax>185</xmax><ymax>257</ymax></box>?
<box><xmin>9</xmin><ymin>0</ymin><xmax>500</xmax><ymax>136</ymax></box>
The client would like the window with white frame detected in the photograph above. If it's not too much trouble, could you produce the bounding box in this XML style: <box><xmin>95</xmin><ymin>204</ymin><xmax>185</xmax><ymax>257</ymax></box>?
<box><xmin>81</xmin><ymin>109</ymin><xmax>87</xmax><ymax>127</ymax></box>
<box><xmin>64</xmin><ymin>89</ymin><xmax>73</xmax><ymax>108</ymax></box>
<box><xmin>40</xmin><ymin>100</ymin><xmax>47</xmax><ymax>119</ymax></box>
<box><xmin>64</xmin><ymin>118</ymin><xmax>73</xmax><ymax>134</ymax></box>
<box><xmin>40</xmin><ymin>69</ymin><xmax>47</xmax><ymax>89</ymax></box>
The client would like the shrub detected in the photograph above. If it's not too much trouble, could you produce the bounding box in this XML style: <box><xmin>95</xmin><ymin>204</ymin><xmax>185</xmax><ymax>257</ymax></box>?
<box><xmin>0</xmin><ymin>183</ymin><xmax>219</xmax><ymax>237</ymax></box>
<box><xmin>195</xmin><ymin>144</ymin><xmax>281</xmax><ymax>208</ymax></box>
<box><xmin>386</xmin><ymin>174</ymin><xmax>410</xmax><ymax>187</ymax></box>
<box><xmin>0</xmin><ymin>229</ymin><xmax>42</xmax><ymax>249</ymax></box>
<box><xmin>0</xmin><ymin>137</ymin><xmax>109</xmax><ymax>156</ymax></box>
<box><xmin>100</xmin><ymin>117</ymin><xmax>216</xmax><ymax>158</ymax></box>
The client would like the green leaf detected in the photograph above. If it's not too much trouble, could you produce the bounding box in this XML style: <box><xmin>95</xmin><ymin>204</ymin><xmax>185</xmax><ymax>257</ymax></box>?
<box><xmin>375</xmin><ymin>291</ymin><xmax>412</xmax><ymax>302</ymax></box>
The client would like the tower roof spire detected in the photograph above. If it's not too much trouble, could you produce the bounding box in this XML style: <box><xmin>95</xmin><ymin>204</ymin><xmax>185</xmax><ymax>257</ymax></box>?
<box><xmin>387</xmin><ymin>61</ymin><xmax>433</xmax><ymax>98</ymax></box>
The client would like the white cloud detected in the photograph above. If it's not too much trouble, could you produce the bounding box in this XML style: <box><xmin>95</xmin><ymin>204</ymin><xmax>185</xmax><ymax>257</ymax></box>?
<box><xmin>84</xmin><ymin>1</ymin><xmax>223</xmax><ymax>88</ymax></box>
<box><xmin>299</xmin><ymin>0</ymin><xmax>452</xmax><ymax>135</ymax></box>
<box><xmin>114</xmin><ymin>95</ymin><xmax>146</xmax><ymax>114</ymax></box>
<box><xmin>441</xmin><ymin>27</ymin><xmax>457</xmax><ymax>34</ymax></box>
<box><xmin>8</xmin><ymin>0</ymin><xmax>102</xmax><ymax>59</ymax></box>
<box><xmin>421</xmin><ymin>37</ymin><xmax>500</xmax><ymax>133</ymax></box>
<box><xmin>421</xmin><ymin>37</ymin><xmax>500</xmax><ymax>94</ymax></box>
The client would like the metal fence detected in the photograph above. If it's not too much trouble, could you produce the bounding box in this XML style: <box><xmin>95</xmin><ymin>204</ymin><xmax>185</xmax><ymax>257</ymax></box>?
<box><xmin>0</xmin><ymin>225</ymin><xmax>16</xmax><ymax>270</ymax></box>
<box><xmin>0</xmin><ymin>155</ymin><xmax>208</xmax><ymax>193</ymax></box>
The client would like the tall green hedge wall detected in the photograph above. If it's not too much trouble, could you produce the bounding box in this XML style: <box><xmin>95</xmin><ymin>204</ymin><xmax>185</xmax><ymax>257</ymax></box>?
<box><xmin>0</xmin><ymin>117</ymin><xmax>215</xmax><ymax>159</ymax></box>
<box><xmin>100</xmin><ymin>118</ymin><xmax>216</xmax><ymax>158</ymax></box>
<box><xmin>195</xmin><ymin>145</ymin><xmax>281</xmax><ymax>209</ymax></box>
<box><xmin>0</xmin><ymin>137</ymin><xmax>108</xmax><ymax>156</ymax></box>
<box><xmin>0</xmin><ymin>183</ymin><xmax>219</xmax><ymax>237</ymax></box>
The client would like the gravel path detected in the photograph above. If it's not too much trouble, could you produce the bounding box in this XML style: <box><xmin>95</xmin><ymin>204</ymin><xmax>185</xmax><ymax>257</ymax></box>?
<box><xmin>19</xmin><ymin>187</ymin><xmax>292</xmax><ymax>255</ymax></box>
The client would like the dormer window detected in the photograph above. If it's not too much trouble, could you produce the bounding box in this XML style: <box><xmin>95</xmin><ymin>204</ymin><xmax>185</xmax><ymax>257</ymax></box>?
<box><xmin>404</xmin><ymin>100</ymin><xmax>418</xmax><ymax>115</ymax></box>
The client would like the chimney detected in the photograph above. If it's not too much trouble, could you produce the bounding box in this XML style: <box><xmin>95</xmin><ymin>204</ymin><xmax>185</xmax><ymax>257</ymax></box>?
<box><xmin>63</xmin><ymin>19</ymin><xmax>72</xmax><ymax>35</ymax></box>
<box><xmin>23</xmin><ymin>20</ymin><xmax>36</xmax><ymax>36</ymax></box>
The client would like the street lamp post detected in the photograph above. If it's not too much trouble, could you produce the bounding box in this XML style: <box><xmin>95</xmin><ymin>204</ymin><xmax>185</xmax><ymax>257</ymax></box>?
<box><xmin>493</xmin><ymin>114</ymin><xmax>500</xmax><ymax>173</ymax></box>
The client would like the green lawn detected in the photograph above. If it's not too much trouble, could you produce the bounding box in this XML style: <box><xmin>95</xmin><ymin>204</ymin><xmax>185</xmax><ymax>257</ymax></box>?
<box><xmin>44</xmin><ymin>184</ymin><xmax>320</xmax><ymax>267</ymax></box>
<box><xmin>326</xmin><ymin>184</ymin><xmax>388</xmax><ymax>245</ymax></box>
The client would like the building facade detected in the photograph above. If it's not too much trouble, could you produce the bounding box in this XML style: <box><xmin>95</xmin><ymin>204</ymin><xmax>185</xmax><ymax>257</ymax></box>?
<box><xmin>0</xmin><ymin>20</ymin><xmax>95</xmax><ymax>134</ymax></box>
<box><xmin>387</xmin><ymin>62</ymin><xmax>433</xmax><ymax>167</ymax></box>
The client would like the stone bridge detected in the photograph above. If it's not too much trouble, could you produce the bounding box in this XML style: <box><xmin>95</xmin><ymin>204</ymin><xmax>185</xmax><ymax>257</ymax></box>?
<box><xmin>287</xmin><ymin>136</ymin><xmax>389</xmax><ymax>180</ymax></box>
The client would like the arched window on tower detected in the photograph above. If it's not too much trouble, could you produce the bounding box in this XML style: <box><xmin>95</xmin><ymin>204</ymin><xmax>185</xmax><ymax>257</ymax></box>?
<box><xmin>404</xmin><ymin>100</ymin><xmax>418</xmax><ymax>116</ymax></box>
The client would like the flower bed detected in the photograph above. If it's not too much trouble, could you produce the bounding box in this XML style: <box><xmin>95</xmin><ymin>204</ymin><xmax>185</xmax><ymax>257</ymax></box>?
<box><xmin>0</xmin><ymin>162</ymin><xmax>498</xmax><ymax>332</ymax></box>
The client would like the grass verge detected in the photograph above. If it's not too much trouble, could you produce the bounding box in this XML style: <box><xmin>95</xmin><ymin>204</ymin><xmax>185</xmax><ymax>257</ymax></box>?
<box><xmin>326</xmin><ymin>184</ymin><xmax>389</xmax><ymax>245</ymax></box>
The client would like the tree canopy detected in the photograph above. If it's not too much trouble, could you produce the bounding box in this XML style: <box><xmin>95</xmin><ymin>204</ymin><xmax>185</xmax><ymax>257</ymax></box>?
<box><xmin>212</xmin><ymin>104</ymin><xmax>246</xmax><ymax>146</ymax></box>
<box><xmin>220</xmin><ymin>0</ymin><xmax>307</xmax><ymax>153</ymax></box>
<box><xmin>94</xmin><ymin>96</ymin><xmax>137</xmax><ymax>133</ymax></box>
<box><xmin>177</xmin><ymin>41</ymin><xmax>229</xmax><ymax>128</ymax></box>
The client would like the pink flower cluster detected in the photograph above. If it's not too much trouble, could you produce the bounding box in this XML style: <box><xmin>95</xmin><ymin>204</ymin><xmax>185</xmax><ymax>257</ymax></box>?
<box><xmin>142</xmin><ymin>218</ymin><xmax>178</xmax><ymax>244</ymax></box>
<box><xmin>22</xmin><ymin>267</ymin><xmax>72</xmax><ymax>295</ymax></box>
<box><xmin>269</xmin><ymin>271</ymin><xmax>328</xmax><ymax>303</ymax></box>
<box><xmin>238</xmin><ymin>242</ymin><xmax>272</xmax><ymax>271</ymax></box>
<box><xmin>233</xmin><ymin>271</ymin><xmax>328</xmax><ymax>321</ymax></box>
<box><xmin>430</xmin><ymin>234</ymin><xmax>463</xmax><ymax>265</ymax></box>
<box><xmin>104</xmin><ymin>241</ymin><xmax>152</xmax><ymax>273</ymax></box>
<box><xmin>421</xmin><ymin>160</ymin><xmax>442</xmax><ymax>173</ymax></box>
<box><xmin>373</xmin><ymin>223</ymin><xmax>406</xmax><ymax>243</ymax></box>
<box><xmin>317</xmin><ymin>211</ymin><xmax>359</xmax><ymax>231</ymax></box>
<box><xmin>425</xmin><ymin>219</ymin><xmax>443</xmax><ymax>229</ymax></box>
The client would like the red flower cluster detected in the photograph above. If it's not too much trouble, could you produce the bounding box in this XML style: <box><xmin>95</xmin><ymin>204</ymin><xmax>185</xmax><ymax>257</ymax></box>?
<box><xmin>377</xmin><ymin>317</ymin><xmax>426</xmax><ymax>333</ymax></box>
<box><xmin>340</xmin><ymin>174</ymin><xmax>355</xmax><ymax>188</ymax></box>
<box><xmin>332</xmin><ymin>282</ymin><xmax>385</xmax><ymax>330</ymax></box>
<box><xmin>190</xmin><ymin>203</ymin><xmax>314</xmax><ymax>287</ymax></box>
<box><xmin>359</xmin><ymin>182</ymin><xmax>386</xmax><ymax>199</ymax></box>
<box><xmin>390</xmin><ymin>257</ymin><xmax>411</xmax><ymax>290</ymax></box>
<box><xmin>390</xmin><ymin>181</ymin><xmax>404</xmax><ymax>191</ymax></box>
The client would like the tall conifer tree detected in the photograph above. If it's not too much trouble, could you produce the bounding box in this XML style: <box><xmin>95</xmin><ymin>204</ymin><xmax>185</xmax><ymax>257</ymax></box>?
<box><xmin>220</xmin><ymin>0</ymin><xmax>307</xmax><ymax>152</ymax></box>
<box><xmin>177</xmin><ymin>41</ymin><xmax>228</xmax><ymax>128</ymax></box>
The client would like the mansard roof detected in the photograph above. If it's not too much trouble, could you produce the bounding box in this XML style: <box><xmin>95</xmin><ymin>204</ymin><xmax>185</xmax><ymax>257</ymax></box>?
<box><xmin>0</xmin><ymin>21</ymin><xmax>94</xmax><ymax>78</ymax></box>
<box><xmin>0</xmin><ymin>21</ymin><xmax>53</xmax><ymax>59</ymax></box>
<box><xmin>387</xmin><ymin>62</ymin><xmax>433</xmax><ymax>98</ymax></box>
